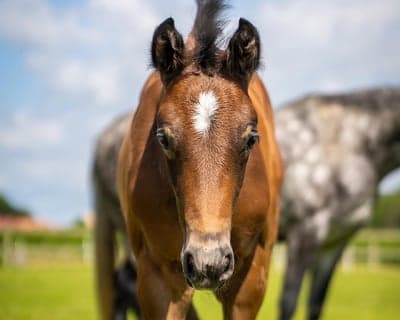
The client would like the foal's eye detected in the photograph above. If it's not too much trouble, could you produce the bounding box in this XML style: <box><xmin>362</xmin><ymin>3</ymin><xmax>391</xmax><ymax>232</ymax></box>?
<box><xmin>245</xmin><ymin>129</ymin><xmax>259</xmax><ymax>151</ymax></box>
<box><xmin>156</xmin><ymin>127</ymin><xmax>176</xmax><ymax>159</ymax></box>
<box><xmin>156</xmin><ymin>128</ymin><xmax>169</xmax><ymax>149</ymax></box>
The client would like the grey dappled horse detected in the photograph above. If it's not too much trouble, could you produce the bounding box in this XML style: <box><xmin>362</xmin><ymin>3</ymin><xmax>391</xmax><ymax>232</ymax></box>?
<box><xmin>276</xmin><ymin>88</ymin><xmax>400</xmax><ymax>319</ymax></box>
<box><xmin>92</xmin><ymin>87</ymin><xmax>400</xmax><ymax>319</ymax></box>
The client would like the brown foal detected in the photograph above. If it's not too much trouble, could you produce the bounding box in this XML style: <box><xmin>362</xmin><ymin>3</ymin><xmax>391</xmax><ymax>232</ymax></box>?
<box><xmin>117</xmin><ymin>1</ymin><xmax>283</xmax><ymax>319</ymax></box>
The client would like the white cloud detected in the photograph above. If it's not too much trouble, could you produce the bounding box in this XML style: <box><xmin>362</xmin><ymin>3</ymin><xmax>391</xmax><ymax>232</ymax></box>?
<box><xmin>256</xmin><ymin>0</ymin><xmax>400</xmax><ymax>104</ymax></box>
<box><xmin>88</xmin><ymin>0</ymin><xmax>159</xmax><ymax>32</ymax></box>
<box><xmin>0</xmin><ymin>0</ymin><xmax>162</xmax><ymax>107</ymax></box>
<box><xmin>1</xmin><ymin>0</ymin><xmax>399</xmax><ymax>107</ymax></box>
<box><xmin>54</xmin><ymin>60</ymin><xmax>122</xmax><ymax>105</ymax></box>
<box><xmin>258</xmin><ymin>0</ymin><xmax>399</xmax><ymax>45</ymax></box>
<box><xmin>0</xmin><ymin>111</ymin><xmax>65</xmax><ymax>150</ymax></box>
<box><xmin>318</xmin><ymin>79</ymin><xmax>345</xmax><ymax>93</ymax></box>
<box><xmin>16</xmin><ymin>156</ymin><xmax>87</xmax><ymax>194</ymax></box>
<box><xmin>0</xmin><ymin>0</ymin><xmax>99</xmax><ymax>48</ymax></box>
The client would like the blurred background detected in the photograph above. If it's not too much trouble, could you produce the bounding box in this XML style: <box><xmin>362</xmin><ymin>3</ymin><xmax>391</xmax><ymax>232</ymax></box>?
<box><xmin>0</xmin><ymin>0</ymin><xmax>399</xmax><ymax>319</ymax></box>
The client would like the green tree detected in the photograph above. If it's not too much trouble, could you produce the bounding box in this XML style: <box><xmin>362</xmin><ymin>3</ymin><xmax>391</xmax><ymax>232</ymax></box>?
<box><xmin>370</xmin><ymin>191</ymin><xmax>400</xmax><ymax>228</ymax></box>
<box><xmin>0</xmin><ymin>194</ymin><xmax>29</xmax><ymax>216</ymax></box>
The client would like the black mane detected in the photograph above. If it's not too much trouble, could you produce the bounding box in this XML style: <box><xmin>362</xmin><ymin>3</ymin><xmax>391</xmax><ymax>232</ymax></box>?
<box><xmin>191</xmin><ymin>0</ymin><xmax>229</xmax><ymax>73</ymax></box>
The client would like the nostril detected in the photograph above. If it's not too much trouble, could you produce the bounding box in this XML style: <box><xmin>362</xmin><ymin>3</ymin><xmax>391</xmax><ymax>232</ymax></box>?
<box><xmin>222</xmin><ymin>253</ymin><xmax>233</xmax><ymax>273</ymax></box>
<box><xmin>184</xmin><ymin>252</ymin><xmax>196</xmax><ymax>280</ymax></box>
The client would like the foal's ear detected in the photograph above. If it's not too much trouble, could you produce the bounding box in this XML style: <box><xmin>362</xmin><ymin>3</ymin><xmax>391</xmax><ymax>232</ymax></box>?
<box><xmin>223</xmin><ymin>18</ymin><xmax>260</xmax><ymax>87</ymax></box>
<box><xmin>151</xmin><ymin>18</ymin><xmax>185</xmax><ymax>85</ymax></box>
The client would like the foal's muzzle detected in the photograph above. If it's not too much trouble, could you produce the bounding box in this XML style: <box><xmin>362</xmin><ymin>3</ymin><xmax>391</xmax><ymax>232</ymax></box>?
<box><xmin>182</xmin><ymin>243</ymin><xmax>234</xmax><ymax>290</ymax></box>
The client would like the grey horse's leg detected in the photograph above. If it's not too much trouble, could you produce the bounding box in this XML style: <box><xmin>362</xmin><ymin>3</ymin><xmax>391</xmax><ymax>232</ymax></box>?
<box><xmin>307</xmin><ymin>239</ymin><xmax>348</xmax><ymax>320</ymax></box>
<box><xmin>114</xmin><ymin>259</ymin><xmax>141</xmax><ymax>319</ymax></box>
<box><xmin>307</xmin><ymin>201</ymin><xmax>372</xmax><ymax>320</ymax></box>
<box><xmin>113</xmin><ymin>307</ymin><xmax>128</xmax><ymax>320</ymax></box>
<box><xmin>279</xmin><ymin>226</ymin><xmax>318</xmax><ymax>320</ymax></box>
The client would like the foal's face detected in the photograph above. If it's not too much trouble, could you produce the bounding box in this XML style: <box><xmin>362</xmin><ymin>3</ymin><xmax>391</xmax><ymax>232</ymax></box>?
<box><xmin>157</xmin><ymin>75</ymin><xmax>258</xmax><ymax>289</ymax></box>
<box><xmin>151</xmin><ymin>16</ymin><xmax>261</xmax><ymax>289</ymax></box>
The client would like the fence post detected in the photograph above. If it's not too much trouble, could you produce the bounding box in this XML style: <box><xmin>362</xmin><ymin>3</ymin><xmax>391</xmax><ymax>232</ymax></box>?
<box><xmin>14</xmin><ymin>240</ymin><xmax>26</xmax><ymax>266</ymax></box>
<box><xmin>368</xmin><ymin>244</ymin><xmax>379</xmax><ymax>268</ymax></box>
<box><xmin>2</xmin><ymin>231</ymin><xmax>13</xmax><ymax>267</ymax></box>
<box><xmin>82</xmin><ymin>236</ymin><xmax>93</xmax><ymax>265</ymax></box>
<box><xmin>273</xmin><ymin>244</ymin><xmax>286</xmax><ymax>271</ymax></box>
<box><xmin>341</xmin><ymin>247</ymin><xmax>354</xmax><ymax>272</ymax></box>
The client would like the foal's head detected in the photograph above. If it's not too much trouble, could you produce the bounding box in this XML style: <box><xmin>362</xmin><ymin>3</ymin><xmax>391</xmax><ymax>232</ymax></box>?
<box><xmin>152</xmin><ymin>2</ymin><xmax>261</xmax><ymax>289</ymax></box>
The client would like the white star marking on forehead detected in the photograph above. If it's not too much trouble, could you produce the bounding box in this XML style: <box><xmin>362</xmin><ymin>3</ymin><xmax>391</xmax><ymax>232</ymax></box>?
<box><xmin>193</xmin><ymin>91</ymin><xmax>218</xmax><ymax>135</ymax></box>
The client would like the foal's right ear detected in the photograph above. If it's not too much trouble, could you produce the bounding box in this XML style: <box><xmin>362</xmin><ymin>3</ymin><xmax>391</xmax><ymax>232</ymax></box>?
<box><xmin>151</xmin><ymin>18</ymin><xmax>185</xmax><ymax>86</ymax></box>
<box><xmin>222</xmin><ymin>18</ymin><xmax>260</xmax><ymax>87</ymax></box>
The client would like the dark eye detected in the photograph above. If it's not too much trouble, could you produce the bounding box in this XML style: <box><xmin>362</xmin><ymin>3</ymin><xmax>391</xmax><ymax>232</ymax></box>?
<box><xmin>156</xmin><ymin>127</ymin><xmax>176</xmax><ymax>159</ymax></box>
<box><xmin>245</xmin><ymin>129</ymin><xmax>259</xmax><ymax>151</ymax></box>
<box><xmin>156</xmin><ymin>128</ymin><xmax>169</xmax><ymax>149</ymax></box>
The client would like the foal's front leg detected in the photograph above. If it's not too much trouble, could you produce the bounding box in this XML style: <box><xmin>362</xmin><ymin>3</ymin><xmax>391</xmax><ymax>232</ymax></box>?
<box><xmin>136</xmin><ymin>250</ymin><xmax>198</xmax><ymax>320</ymax></box>
<box><xmin>217</xmin><ymin>244</ymin><xmax>269</xmax><ymax>320</ymax></box>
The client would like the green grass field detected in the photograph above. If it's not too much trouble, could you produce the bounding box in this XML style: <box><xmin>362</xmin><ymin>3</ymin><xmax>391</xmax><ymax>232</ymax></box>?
<box><xmin>1</xmin><ymin>264</ymin><xmax>399</xmax><ymax>320</ymax></box>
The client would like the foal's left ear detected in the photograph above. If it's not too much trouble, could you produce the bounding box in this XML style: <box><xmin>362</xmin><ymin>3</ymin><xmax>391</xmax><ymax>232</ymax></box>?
<box><xmin>223</xmin><ymin>18</ymin><xmax>260</xmax><ymax>87</ymax></box>
<box><xmin>151</xmin><ymin>18</ymin><xmax>185</xmax><ymax>86</ymax></box>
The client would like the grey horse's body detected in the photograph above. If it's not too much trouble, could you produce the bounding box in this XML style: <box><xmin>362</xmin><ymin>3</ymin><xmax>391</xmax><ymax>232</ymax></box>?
<box><xmin>276</xmin><ymin>88</ymin><xmax>400</xmax><ymax>320</ymax></box>
<box><xmin>92</xmin><ymin>88</ymin><xmax>400</xmax><ymax>319</ymax></box>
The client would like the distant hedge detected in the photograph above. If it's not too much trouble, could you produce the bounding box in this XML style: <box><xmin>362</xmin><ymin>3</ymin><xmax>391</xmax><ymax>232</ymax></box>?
<box><xmin>0</xmin><ymin>230</ymin><xmax>90</xmax><ymax>246</ymax></box>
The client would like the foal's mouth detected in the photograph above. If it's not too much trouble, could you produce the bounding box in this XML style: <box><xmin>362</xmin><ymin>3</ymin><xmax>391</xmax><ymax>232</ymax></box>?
<box><xmin>184</xmin><ymin>274</ymin><xmax>227</xmax><ymax>291</ymax></box>
<box><xmin>182</xmin><ymin>249</ymin><xmax>235</xmax><ymax>290</ymax></box>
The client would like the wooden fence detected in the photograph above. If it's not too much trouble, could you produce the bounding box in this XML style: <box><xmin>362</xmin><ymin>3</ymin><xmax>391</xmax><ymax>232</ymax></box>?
<box><xmin>1</xmin><ymin>229</ymin><xmax>400</xmax><ymax>269</ymax></box>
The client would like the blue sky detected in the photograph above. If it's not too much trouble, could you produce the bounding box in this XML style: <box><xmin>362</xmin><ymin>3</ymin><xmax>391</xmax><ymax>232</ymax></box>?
<box><xmin>0</xmin><ymin>0</ymin><xmax>400</xmax><ymax>226</ymax></box>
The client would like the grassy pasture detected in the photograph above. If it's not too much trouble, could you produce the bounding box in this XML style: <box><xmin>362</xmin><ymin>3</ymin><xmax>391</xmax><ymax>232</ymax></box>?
<box><xmin>1</xmin><ymin>229</ymin><xmax>399</xmax><ymax>319</ymax></box>
<box><xmin>1</xmin><ymin>263</ymin><xmax>399</xmax><ymax>320</ymax></box>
